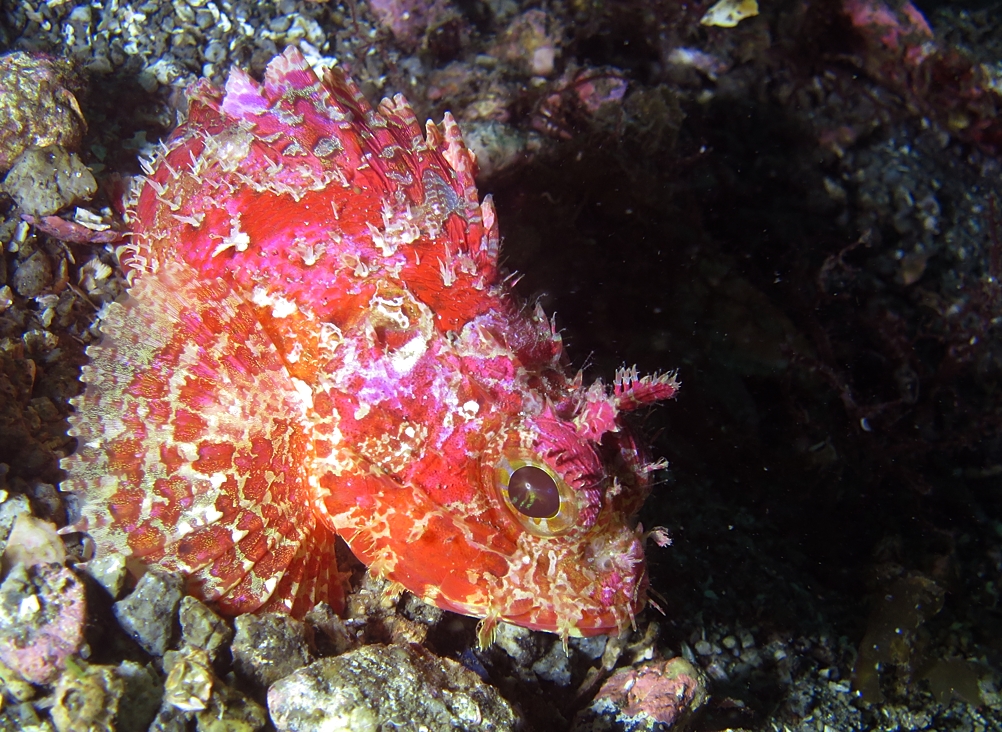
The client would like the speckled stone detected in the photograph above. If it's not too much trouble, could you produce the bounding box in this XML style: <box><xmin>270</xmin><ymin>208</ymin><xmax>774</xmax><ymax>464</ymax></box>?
<box><xmin>112</xmin><ymin>567</ymin><xmax>183</xmax><ymax>657</ymax></box>
<box><xmin>0</xmin><ymin>657</ymin><xmax>35</xmax><ymax>702</ymax></box>
<box><xmin>11</xmin><ymin>250</ymin><xmax>53</xmax><ymax>299</ymax></box>
<box><xmin>2</xmin><ymin>145</ymin><xmax>96</xmax><ymax>217</ymax></box>
<box><xmin>231</xmin><ymin>613</ymin><xmax>312</xmax><ymax>691</ymax></box>
<box><xmin>303</xmin><ymin>601</ymin><xmax>357</xmax><ymax>656</ymax></box>
<box><xmin>147</xmin><ymin>703</ymin><xmax>191</xmax><ymax>732</ymax></box>
<box><xmin>493</xmin><ymin>621</ymin><xmax>545</xmax><ymax>679</ymax></box>
<box><xmin>531</xmin><ymin>638</ymin><xmax>572</xmax><ymax>686</ymax></box>
<box><xmin>267</xmin><ymin>643</ymin><xmax>520</xmax><ymax>732</ymax></box>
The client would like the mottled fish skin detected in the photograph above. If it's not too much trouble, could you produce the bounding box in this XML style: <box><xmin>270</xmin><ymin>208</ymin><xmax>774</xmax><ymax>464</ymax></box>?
<box><xmin>61</xmin><ymin>47</ymin><xmax>678</xmax><ymax>644</ymax></box>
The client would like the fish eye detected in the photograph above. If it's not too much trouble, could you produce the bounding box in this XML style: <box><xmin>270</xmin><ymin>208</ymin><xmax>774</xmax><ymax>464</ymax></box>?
<box><xmin>495</xmin><ymin>452</ymin><xmax>579</xmax><ymax>536</ymax></box>
<box><xmin>508</xmin><ymin>466</ymin><xmax>559</xmax><ymax>519</ymax></box>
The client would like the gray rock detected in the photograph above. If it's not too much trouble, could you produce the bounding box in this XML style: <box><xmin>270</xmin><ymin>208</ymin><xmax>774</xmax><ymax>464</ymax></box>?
<box><xmin>116</xmin><ymin>660</ymin><xmax>164</xmax><ymax>732</ymax></box>
<box><xmin>112</xmin><ymin>567</ymin><xmax>183</xmax><ymax>656</ymax></box>
<box><xmin>304</xmin><ymin>601</ymin><xmax>357</xmax><ymax>656</ymax></box>
<box><xmin>494</xmin><ymin>621</ymin><xmax>542</xmax><ymax>668</ymax></box>
<box><xmin>83</xmin><ymin>552</ymin><xmax>128</xmax><ymax>599</ymax></box>
<box><xmin>232</xmin><ymin>612</ymin><xmax>312</xmax><ymax>690</ymax></box>
<box><xmin>571</xmin><ymin>634</ymin><xmax>608</xmax><ymax>660</ymax></box>
<box><xmin>493</xmin><ymin>621</ymin><xmax>546</xmax><ymax>682</ymax></box>
<box><xmin>267</xmin><ymin>644</ymin><xmax>520</xmax><ymax>732</ymax></box>
<box><xmin>11</xmin><ymin>250</ymin><xmax>52</xmax><ymax>299</ymax></box>
<box><xmin>3</xmin><ymin>145</ymin><xmax>96</xmax><ymax>216</ymax></box>
<box><xmin>178</xmin><ymin>596</ymin><xmax>233</xmax><ymax>663</ymax></box>
<box><xmin>26</xmin><ymin>482</ymin><xmax>63</xmax><ymax>524</ymax></box>
<box><xmin>531</xmin><ymin>639</ymin><xmax>572</xmax><ymax>686</ymax></box>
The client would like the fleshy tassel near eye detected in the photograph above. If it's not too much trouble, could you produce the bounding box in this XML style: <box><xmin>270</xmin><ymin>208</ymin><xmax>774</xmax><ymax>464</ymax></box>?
<box><xmin>495</xmin><ymin>452</ymin><xmax>579</xmax><ymax>536</ymax></box>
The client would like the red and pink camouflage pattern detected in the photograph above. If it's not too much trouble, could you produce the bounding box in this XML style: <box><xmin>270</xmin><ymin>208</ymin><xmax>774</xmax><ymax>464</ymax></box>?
<box><xmin>62</xmin><ymin>47</ymin><xmax>678</xmax><ymax>644</ymax></box>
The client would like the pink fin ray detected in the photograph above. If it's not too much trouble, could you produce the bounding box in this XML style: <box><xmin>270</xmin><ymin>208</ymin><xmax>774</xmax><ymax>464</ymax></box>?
<box><xmin>257</xmin><ymin>523</ymin><xmax>341</xmax><ymax>618</ymax></box>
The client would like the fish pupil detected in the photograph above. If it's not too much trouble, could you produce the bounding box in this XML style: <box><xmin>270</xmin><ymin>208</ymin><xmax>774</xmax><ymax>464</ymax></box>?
<box><xmin>508</xmin><ymin>466</ymin><xmax>560</xmax><ymax>519</ymax></box>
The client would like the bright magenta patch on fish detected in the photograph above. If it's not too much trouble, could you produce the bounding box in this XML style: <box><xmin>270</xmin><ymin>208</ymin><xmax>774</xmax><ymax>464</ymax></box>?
<box><xmin>62</xmin><ymin>47</ymin><xmax>678</xmax><ymax>642</ymax></box>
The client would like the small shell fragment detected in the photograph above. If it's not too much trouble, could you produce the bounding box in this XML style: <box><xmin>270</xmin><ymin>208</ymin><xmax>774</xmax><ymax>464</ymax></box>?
<box><xmin>700</xmin><ymin>0</ymin><xmax>760</xmax><ymax>27</ymax></box>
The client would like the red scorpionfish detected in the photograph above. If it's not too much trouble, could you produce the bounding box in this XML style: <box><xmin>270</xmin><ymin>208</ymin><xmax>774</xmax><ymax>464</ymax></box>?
<box><xmin>62</xmin><ymin>47</ymin><xmax>678</xmax><ymax>645</ymax></box>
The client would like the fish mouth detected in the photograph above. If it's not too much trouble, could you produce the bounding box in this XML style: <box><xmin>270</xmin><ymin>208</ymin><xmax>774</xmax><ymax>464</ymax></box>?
<box><xmin>500</xmin><ymin>597</ymin><xmax>643</xmax><ymax>638</ymax></box>
<box><xmin>479</xmin><ymin>527</ymin><xmax>648</xmax><ymax>639</ymax></box>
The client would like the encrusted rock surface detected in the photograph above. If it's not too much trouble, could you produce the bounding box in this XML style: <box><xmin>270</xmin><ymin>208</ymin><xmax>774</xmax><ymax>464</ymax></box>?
<box><xmin>578</xmin><ymin>656</ymin><xmax>709</xmax><ymax>731</ymax></box>
<box><xmin>0</xmin><ymin>562</ymin><xmax>85</xmax><ymax>685</ymax></box>
<box><xmin>2</xmin><ymin>144</ymin><xmax>96</xmax><ymax>217</ymax></box>
<box><xmin>0</xmin><ymin>51</ymin><xmax>87</xmax><ymax>172</ymax></box>
<box><xmin>232</xmin><ymin>612</ymin><xmax>312</xmax><ymax>691</ymax></box>
<box><xmin>267</xmin><ymin>643</ymin><xmax>521</xmax><ymax>732</ymax></box>
<box><xmin>49</xmin><ymin>662</ymin><xmax>124</xmax><ymax>732</ymax></box>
